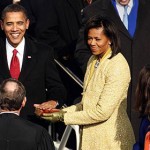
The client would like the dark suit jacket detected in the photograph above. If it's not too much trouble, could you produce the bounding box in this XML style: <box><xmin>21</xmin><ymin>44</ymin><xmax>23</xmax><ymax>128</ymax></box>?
<box><xmin>19</xmin><ymin>0</ymin><xmax>84</xmax><ymax>108</ymax></box>
<box><xmin>20</xmin><ymin>0</ymin><xmax>83</xmax><ymax>59</ymax></box>
<box><xmin>0</xmin><ymin>36</ymin><xmax>66</xmax><ymax>122</ymax></box>
<box><xmin>0</xmin><ymin>113</ymin><xmax>55</xmax><ymax>150</ymax></box>
<box><xmin>75</xmin><ymin>0</ymin><xmax>150</xmax><ymax>138</ymax></box>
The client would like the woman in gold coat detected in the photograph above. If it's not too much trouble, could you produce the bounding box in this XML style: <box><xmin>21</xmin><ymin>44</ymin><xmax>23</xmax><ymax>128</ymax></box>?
<box><xmin>36</xmin><ymin>16</ymin><xmax>135</xmax><ymax>150</ymax></box>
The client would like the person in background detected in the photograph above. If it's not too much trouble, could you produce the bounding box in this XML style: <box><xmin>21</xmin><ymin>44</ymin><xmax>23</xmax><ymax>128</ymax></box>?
<box><xmin>20</xmin><ymin>0</ymin><xmax>96</xmax><ymax>62</ymax></box>
<box><xmin>18</xmin><ymin>1</ymin><xmax>96</xmax><ymax>148</ymax></box>
<box><xmin>75</xmin><ymin>0</ymin><xmax>150</xmax><ymax>139</ymax></box>
<box><xmin>83</xmin><ymin>0</ymin><xmax>97</xmax><ymax>6</ymax></box>
<box><xmin>36</xmin><ymin>16</ymin><xmax>135</xmax><ymax>150</ymax></box>
<box><xmin>144</xmin><ymin>131</ymin><xmax>150</xmax><ymax>150</ymax></box>
<box><xmin>0</xmin><ymin>78</ymin><xmax>55</xmax><ymax>150</ymax></box>
<box><xmin>133</xmin><ymin>64</ymin><xmax>150</xmax><ymax>150</ymax></box>
<box><xmin>19</xmin><ymin>0</ymin><xmax>98</xmax><ymax>109</ymax></box>
<box><xmin>0</xmin><ymin>4</ymin><xmax>66</xmax><ymax>129</ymax></box>
<box><xmin>19</xmin><ymin>0</ymin><xmax>84</xmax><ymax>110</ymax></box>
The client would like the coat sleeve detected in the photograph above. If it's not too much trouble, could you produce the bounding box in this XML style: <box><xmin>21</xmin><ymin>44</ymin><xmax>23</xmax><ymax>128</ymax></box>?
<box><xmin>37</xmin><ymin>128</ymin><xmax>55</xmax><ymax>150</ymax></box>
<box><xmin>45</xmin><ymin>48</ymin><xmax>67</xmax><ymax>107</ymax></box>
<box><xmin>63</xmin><ymin>102</ymin><xmax>83</xmax><ymax>113</ymax></box>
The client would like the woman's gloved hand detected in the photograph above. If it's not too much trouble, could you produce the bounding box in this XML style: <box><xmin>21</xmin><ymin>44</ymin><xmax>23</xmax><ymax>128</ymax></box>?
<box><xmin>41</xmin><ymin>110</ymin><xmax>66</xmax><ymax>122</ymax></box>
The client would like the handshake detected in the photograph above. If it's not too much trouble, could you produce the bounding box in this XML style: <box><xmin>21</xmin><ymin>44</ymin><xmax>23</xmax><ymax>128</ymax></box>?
<box><xmin>35</xmin><ymin>107</ymin><xmax>66</xmax><ymax>122</ymax></box>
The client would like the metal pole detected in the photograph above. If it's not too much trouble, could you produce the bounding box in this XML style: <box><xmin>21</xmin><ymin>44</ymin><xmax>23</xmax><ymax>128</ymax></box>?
<box><xmin>54</xmin><ymin>59</ymin><xmax>83</xmax><ymax>88</ymax></box>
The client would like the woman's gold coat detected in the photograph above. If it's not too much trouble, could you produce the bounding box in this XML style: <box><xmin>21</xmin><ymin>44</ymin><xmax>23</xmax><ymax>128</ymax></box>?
<box><xmin>63</xmin><ymin>52</ymin><xmax>135</xmax><ymax>150</ymax></box>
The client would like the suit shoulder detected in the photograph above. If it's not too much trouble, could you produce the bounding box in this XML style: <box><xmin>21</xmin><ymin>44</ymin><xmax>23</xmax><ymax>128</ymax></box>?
<box><xmin>20</xmin><ymin>118</ymin><xmax>51</xmax><ymax>143</ymax></box>
<box><xmin>83</xmin><ymin>0</ymin><xmax>109</xmax><ymax>13</ymax></box>
<box><xmin>113</xmin><ymin>53</ymin><xmax>128</xmax><ymax>64</ymax></box>
<box><xmin>32</xmin><ymin>39</ymin><xmax>53</xmax><ymax>50</ymax></box>
<box><xmin>20</xmin><ymin>118</ymin><xmax>46</xmax><ymax>132</ymax></box>
<box><xmin>25</xmin><ymin>37</ymin><xmax>54</xmax><ymax>54</ymax></box>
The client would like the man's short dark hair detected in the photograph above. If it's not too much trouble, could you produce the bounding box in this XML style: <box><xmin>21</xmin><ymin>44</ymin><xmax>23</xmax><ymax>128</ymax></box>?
<box><xmin>1</xmin><ymin>4</ymin><xmax>28</xmax><ymax>21</ymax></box>
<box><xmin>0</xmin><ymin>78</ymin><xmax>26</xmax><ymax>111</ymax></box>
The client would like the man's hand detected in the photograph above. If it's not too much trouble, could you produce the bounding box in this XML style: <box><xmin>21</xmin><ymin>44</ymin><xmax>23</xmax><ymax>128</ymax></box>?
<box><xmin>41</xmin><ymin>111</ymin><xmax>66</xmax><ymax>122</ymax></box>
<box><xmin>35</xmin><ymin>107</ymin><xmax>60</xmax><ymax>116</ymax></box>
<box><xmin>34</xmin><ymin>100</ymin><xmax>58</xmax><ymax>116</ymax></box>
<box><xmin>34</xmin><ymin>100</ymin><xmax>59</xmax><ymax>116</ymax></box>
<box><xmin>34</xmin><ymin>100</ymin><xmax>58</xmax><ymax>110</ymax></box>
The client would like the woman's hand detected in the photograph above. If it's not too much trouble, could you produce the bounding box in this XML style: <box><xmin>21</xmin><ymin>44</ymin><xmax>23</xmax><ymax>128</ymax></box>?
<box><xmin>41</xmin><ymin>110</ymin><xmax>66</xmax><ymax>122</ymax></box>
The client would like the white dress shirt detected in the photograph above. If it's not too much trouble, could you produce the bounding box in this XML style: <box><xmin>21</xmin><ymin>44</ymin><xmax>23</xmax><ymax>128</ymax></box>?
<box><xmin>6</xmin><ymin>38</ymin><xmax>25</xmax><ymax>70</ymax></box>
<box><xmin>0</xmin><ymin>111</ymin><xmax>19</xmax><ymax>116</ymax></box>
<box><xmin>116</xmin><ymin>0</ymin><xmax>133</xmax><ymax>21</ymax></box>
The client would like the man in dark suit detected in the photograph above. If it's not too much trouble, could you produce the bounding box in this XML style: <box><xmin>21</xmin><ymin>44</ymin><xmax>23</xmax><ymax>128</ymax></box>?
<box><xmin>18</xmin><ymin>1</ymin><xmax>84</xmax><ymax>148</ymax></box>
<box><xmin>20</xmin><ymin>0</ymin><xmax>96</xmax><ymax>65</ymax></box>
<box><xmin>20</xmin><ymin>0</ymin><xmax>82</xmax><ymax>60</ymax></box>
<box><xmin>75</xmin><ymin>0</ymin><xmax>150</xmax><ymax>139</ymax></box>
<box><xmin>0</xmin><ymin>78</ymin><xmax>55</xmax><ymax>150</ymax></box>
<box><xmin>0</xmin><ymin>4</ymin><xmax>66</xmax><ymax>128</ymax></box>
<box><xmin>19</xmin><ymin>0</ymin><xmax>84</xmax><ymax>108</ymax></box>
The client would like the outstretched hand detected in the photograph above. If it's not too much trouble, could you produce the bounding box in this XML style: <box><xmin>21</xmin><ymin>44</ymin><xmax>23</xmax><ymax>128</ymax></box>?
<box><xmin>34</xmin><ymin>100</ymin><xmax>59</xmax><ymax>116</ymax></box>
<box><xmin>41</xmin><ymin>110</ymin><xmax>66</xmax><ymax>122</ymax></box>
<box><xmin>34</xmin><ymin>107</ymin><xmax>60</xmax><ymax>116</ymax></box>
<box><xmin>34</xmin><ymin>100</ymin><xmax>58</xmax><ymax>110</ymax></box>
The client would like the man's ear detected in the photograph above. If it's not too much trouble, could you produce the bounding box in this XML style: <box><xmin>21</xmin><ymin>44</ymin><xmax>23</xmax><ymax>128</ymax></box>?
<box><xmin>0</xmin><ymin>20</ymin><xmax>4</xmax><ymax>30</ymax></box>
<box><xmin>22</xmin><ymin>97</ymin><xmax>27</xmax><ymax>107</ymax></box>
<box><xmin>26</xmin><ymin>19</ymin><xmax>30</xmax><ymax>29</ymax></box>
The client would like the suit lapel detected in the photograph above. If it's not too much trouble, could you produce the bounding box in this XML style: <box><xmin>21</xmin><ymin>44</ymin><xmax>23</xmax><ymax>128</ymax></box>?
<box><xmin>83</xmin><ymin>56</ymin><xmax>96</xmax><ymax>91</ymax></box>
<box><xmin>83</xmin><ymin>52</ymin><xmax>112</xmax><ymax>91</ymax></box>
<box><xmin>134</xmin><ymin>0</ymin><xmax>147</xmax><ymax>37</ymax></box>
<box><xmin>108</xmin><ymin>1</ymin><xmax>131</xmax><ymax>38</ymax></box>
<box><xmin>19</xmin><ymin>38</ymin><xmax>37</xmax><ymax>82</ymax></box>
<box><xmin>0</xmin><ymin>38</ymin><xmax>11</xmax><ymax>78</ymax></box>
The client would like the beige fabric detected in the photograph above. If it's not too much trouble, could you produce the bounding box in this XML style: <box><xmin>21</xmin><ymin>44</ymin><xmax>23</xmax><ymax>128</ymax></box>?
<box><xmin>63</xmin><ymin>52</ymin><xmax>135</xmax><ymax>150</ymax></box>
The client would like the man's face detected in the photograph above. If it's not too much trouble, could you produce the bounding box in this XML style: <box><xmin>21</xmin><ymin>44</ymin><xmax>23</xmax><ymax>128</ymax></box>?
<box><xmin>117</xmin><ymin>0</ymin><xmax>130</xmax><ymax>6</ymax></box>
<box><xmin>1</xmin><ymin>11</ymin><xmax>29</xmax><ymax>48</ymax></box>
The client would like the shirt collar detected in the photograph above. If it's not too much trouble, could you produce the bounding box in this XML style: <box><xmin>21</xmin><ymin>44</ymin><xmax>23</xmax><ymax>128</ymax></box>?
<box><xmin>6</xmin><ymin>37</ymin><xmax>25</xmax><ymax>56</ymax></box>
<box><xmin>0</xmin><ymin>111</ymin><xmax>19</xmax><ymax>116</ymax></box>
<box><xmin>115</xmin><ymin>0</ymin><xmax>133</xmax><ymax>8</ymax></box>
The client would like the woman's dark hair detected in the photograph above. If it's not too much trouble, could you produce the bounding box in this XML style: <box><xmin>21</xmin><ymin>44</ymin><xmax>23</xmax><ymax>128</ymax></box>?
<box><xmin>135</xmin><ymin>64</ymin><xmax>150</xmax><ymax>117</ymax></box>
<box><xmin>84</xmin><ymin>15</ymin><xmax>121</xmax><ymax>58</ymax></box>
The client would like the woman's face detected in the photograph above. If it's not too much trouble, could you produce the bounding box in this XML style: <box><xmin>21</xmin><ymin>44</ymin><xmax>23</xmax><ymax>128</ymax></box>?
<box><xmin>87</xmin><ymin>27</ymin><xmax>111</xmax><ymax>57</ymax></box>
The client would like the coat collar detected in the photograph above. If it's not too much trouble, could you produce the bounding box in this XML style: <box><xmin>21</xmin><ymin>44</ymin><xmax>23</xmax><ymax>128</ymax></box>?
<box><xmin>110</xmin><ymin>0</ymin><xmax>148</xmax><ymax>39</ymax></box>
<box><xmin>108</xmin><ymin>1</ymin><xmax>131</xmax><ymax>38</ymax></box>
<box><xmin>83</xmin><ymin>51</ymin><xmax>112</xmax><ymax>91</ymax></box>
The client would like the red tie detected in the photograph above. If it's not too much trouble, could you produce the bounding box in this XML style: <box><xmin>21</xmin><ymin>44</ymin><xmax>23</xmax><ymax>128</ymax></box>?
<box><xmin>10</xmin><ymin>49</ymin><xmax>20</xmax><ymax>79</ymax></box>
